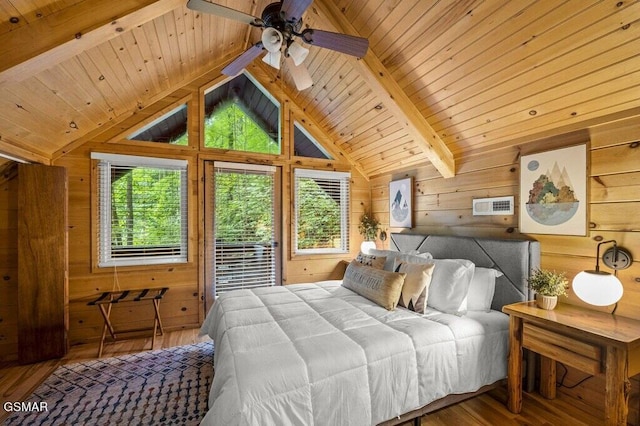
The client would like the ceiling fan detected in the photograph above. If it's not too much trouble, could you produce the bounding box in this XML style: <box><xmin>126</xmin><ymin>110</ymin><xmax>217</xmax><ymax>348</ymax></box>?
<box><xmin>187</xmin><ymin>0</ymin><xmax>369</xmax><ymax>90</ymax></box>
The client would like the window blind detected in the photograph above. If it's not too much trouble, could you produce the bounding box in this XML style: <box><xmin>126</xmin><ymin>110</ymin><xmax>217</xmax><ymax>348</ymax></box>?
<box><xmin>213</xmin><ymin>162</ymin><xmax>276</xmax><ymax>295</ymax></box>
<box><xmin>92</xmin><ymin>153</ymin><xmax>188</xmax><ymax>267</ymax></box>
<box><xmin>294</xmin><ymin>169</ymin><xmax>350</xmax><ymax>254</ymax></box>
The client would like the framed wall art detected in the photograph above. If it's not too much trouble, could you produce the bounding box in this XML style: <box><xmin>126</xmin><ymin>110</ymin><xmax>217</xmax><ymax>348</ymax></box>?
<box><xmin>389</xmin><ymin>177</ymin><xmax>412</xmax><ymax>228</ymax></box>
<box><xmin>519</xmin><ymin>144</ymin><xmax>587</xmax><ymax>236</ymax></box>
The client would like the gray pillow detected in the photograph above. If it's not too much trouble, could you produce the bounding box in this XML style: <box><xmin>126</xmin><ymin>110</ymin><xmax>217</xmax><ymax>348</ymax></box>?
<box><xmin>368</xmin><ymin>248</ymin><xmax>432</xmax><ymax>271</ymax></box>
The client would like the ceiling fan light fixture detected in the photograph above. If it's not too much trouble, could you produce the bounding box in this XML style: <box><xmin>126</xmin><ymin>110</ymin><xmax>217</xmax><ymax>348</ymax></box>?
<box><xmin>286</xmin><ymin>57</ymin><xmax>313</xmax><ymax>90</ymax></box>
<box><xmin>193</xmin><ymin>0</ymin><xmax>368</xmax><ymax>91</ymax></box>
<box><xmin>261</xmin><ymin>27</ymin><xmax>283</xmax><ymax>53</ymax></box>
<box><xmin>262</xmin><ymin>51</ymin><xmax>282</xmax><ymax>69</ymax></box>
<box><xmin>287</xmin><ymin>42</ymin><xmax>309</xmax><ymax>66</ymax></box>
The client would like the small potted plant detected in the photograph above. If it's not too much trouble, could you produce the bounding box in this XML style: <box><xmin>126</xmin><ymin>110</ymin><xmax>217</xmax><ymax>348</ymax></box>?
<box><xmin>358</xmin><ymin>210</ymin><xmax>380</xmax><ymax>253</ymax></box>
<box><xmin>527</xmin><ymin>268</ymin><xmax>568</xmax><ymax>310</ymax></box>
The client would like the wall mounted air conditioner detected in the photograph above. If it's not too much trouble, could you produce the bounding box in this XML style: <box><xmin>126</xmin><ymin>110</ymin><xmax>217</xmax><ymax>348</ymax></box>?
<box><xmin>472</xmin><ymin>196</ymin><xmax>514</xmax><ymax>216</ymax></box>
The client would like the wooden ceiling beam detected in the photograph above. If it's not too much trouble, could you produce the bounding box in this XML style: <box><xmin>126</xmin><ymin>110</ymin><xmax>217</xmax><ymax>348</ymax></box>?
<box><xmin>0</xmin><ymin>0</ymin><xmax>184</xmax><ymax>86</ymax></box>
<box><xmin>313</xmin><ymin>0</ymin><xmax>455</xmax><ymax>178</ymax></box>
<box><xmin>0</xmin><ymin>136</ymin><xmax>50</xmax><ymax>164</ymax></box>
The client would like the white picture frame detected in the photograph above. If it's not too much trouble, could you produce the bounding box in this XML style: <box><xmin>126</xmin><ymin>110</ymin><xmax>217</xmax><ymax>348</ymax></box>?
<box><xmin>389</xmin><ymin>177</ymin><xmax>412</xmax><ymax>228</ymax></box>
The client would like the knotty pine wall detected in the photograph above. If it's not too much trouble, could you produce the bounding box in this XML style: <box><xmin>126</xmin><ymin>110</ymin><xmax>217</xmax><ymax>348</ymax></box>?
<box><xmin>0</xmin><ymin>70</ymin><xmax>369</xmax><ymax>362</ymax></box>
<box><xmin>0</xmin><ymin>164</ymin><xmax>18</xmax><ymax>361</ymax></box>
<box><xmin>370</xmin><ymin>114</ymin><xmax>640</xmax><ymax>423</ymax></box>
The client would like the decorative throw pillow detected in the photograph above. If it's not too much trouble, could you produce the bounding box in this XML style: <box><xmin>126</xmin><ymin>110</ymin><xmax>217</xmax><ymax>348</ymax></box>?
<box><xmin>426</xmin><ymin>258</ymin><xmax>475</xmax><ymax>315</ymax></box>
<box><xmin>466</xmin><ymin>267</ymin><xmax>504</xmax><ymax>312</ymax></box>
<box><xmin>355</xmin><ymin>251</ymin><xmax>386</xmax><ymax>269</ymax></box>
<box><xmin>368</xmin><ymin>248</ymin><xmax>433</xmax><ymax>271</ymax></box>
<box><xmin>393</xmin><ymin>260</ymin><xmax>435</xmax><ymax>314</ymax></box>
<box><xmin>342</xmin><ymin>260</ymin><xmax>406</xmax><ymax>310</ymax></box>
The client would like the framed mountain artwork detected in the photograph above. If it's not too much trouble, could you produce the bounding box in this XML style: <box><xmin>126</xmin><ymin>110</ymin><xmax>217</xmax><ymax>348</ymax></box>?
<box><xmin>519</xmin><ymin>144</ymin><xmax>587</xmax><ymax>235</ymax></box>
<box><xmin>389</xmin><ymin>177</ymin><xmax>412</xmax><ymax>228</ymax></box>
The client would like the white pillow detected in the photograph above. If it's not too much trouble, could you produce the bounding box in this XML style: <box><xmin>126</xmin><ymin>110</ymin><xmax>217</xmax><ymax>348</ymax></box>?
<box><xmin>393</xmin><ymin>260</ymin><xmax>435</xmax><ymax>314</ymax></box>
<box><xmin>368</xmin><ymin>248</ymin><xmax>433</xmax><ymax>271</ymax></box>
<box><xmin>426</xmin><ymin>259</ymin><xmax>475</xmax><ymax>315</ymax></box>
<box><xmin>466</xmin><ymin>267</ymin><xmax>503</xmax><ymax>312</ymax></box>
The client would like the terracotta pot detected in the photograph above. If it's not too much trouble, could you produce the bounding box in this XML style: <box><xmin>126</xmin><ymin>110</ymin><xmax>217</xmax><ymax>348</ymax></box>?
<box><xmin>536</xmin><ymin>294</ymin><xmax>558</xmax><ymax>310</ymax></box>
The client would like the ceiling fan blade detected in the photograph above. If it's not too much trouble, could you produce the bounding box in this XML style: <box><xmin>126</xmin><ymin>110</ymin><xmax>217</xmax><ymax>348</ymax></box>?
<box><xmin>222</xmin><ymin>43</ymin><xmax>264</xmax><ymax>76</ymax></box>
<box><xmin>286</xmin><ymin>57</ymin><xmax>313</xmax><ymax>91</ymax></box>
<box><xmin>187</xmin><ymin>0</ymin><xmax>261</xmax><ymax>26</ymax></box>
<box><xmin>301</xmin><ymin>29</ymin><xmax>369</xmax><ymax>58</ymax></box>
<box><xmin>281</xmin><ymin>0</ymin><xmax>313</xmax><ymax>23</ymax></box>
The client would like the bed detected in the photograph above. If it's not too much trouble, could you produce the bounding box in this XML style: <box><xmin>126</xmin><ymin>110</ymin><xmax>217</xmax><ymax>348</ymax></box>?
<box><xmin>199</xmin><ymin>233</ymin><xmax>540</xmax><ymax>425</ymax></box>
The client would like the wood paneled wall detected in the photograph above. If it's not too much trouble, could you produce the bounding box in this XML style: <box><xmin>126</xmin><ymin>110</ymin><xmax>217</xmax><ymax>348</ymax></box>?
<box><xmin>0</xmin><ymin>70</ymin><xmax>368</xmax><ymax>361</ymax></box>
<box><xmin>370</xmin><ymin>114</ymin><xmax>640</xmax><ymax>421</ymax></box>
<box><xmin>0</xmin><ymin>163</ymin><xmax>18</xmax><ymax>362</ymax></box>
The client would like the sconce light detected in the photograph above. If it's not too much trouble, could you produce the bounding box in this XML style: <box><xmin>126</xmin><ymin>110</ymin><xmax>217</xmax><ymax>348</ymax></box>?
<box><xmin>572</xmin><ymin>240</ymin><xmax>633</xmax><ymax>308</ymax></box>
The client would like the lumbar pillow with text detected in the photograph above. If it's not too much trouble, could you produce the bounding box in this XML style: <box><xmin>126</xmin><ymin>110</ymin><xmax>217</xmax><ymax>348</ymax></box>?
<box><xmin>342</xmin><ymin>260</ymin><xmax>406</xmax><ymax>310</ymax></box>
<box><xmin>393</xmin><ymin>260</ymin><xmax>435</xmax><ymax>314</ymax></box>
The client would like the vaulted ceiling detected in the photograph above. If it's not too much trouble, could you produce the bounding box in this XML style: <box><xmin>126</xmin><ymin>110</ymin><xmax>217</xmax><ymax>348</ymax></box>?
<box><xmin>0</xmin><ymin>0</ymin><xmax>638</xmax><ymax>177</ymax></box>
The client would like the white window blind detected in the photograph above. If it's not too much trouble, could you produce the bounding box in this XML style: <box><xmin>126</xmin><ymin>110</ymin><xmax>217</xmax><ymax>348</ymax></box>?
<box><xmin>92</xmin><ymin>153</ymin><xmax>188</xmax><ymax>267</ymax></box>
<box><xmin>213</xmin><ymin>162</ymin><xmax>276</xmax><ymax>295</ymax></box>
<box><xmin>294</xmin><ymin>169</ymin><xmax>350</xmax><ymax>254</ymax></box>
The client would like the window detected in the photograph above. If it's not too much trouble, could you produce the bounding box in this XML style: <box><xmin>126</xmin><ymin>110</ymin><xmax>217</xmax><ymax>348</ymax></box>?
<box><xmin>127</xmin><ymin>104</ymin><xmax>188</xmax><ymax>145</ymax></box>
<box><xmin>92</xmin><ymin>153</ymin><xmax>188</xmax><ymax>267</ymax></box>
<box><xmin>294</xmin><ymin>169</ymin><xmax>350</xmax><ymax>254</ymax></box>
<box><xmin>293</xmin><ymin>121</ymin><xmax>331</xmax><ymax>159</ymax></box>
<box><xmin>203</xmin><ymin>73</ymin><xmax>280</xmax><ymax>154</ymax></box>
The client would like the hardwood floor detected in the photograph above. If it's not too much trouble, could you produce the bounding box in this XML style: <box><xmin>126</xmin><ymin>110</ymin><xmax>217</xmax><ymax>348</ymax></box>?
<box><xmin>0</xmin><ymin>328</ymin><xmax>604</xmax><ymax>425</ymax></box>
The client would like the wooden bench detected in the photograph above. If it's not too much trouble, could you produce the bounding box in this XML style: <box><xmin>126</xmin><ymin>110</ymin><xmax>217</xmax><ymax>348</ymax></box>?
<box><xmin>87</xmin><ymin>287</ymin><xmax>169</xmax><ymax>357</ymax></box>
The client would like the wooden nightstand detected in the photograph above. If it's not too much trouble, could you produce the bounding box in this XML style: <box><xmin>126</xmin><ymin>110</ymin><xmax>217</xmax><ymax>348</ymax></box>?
<box><xmin>503</xmin><ymin>301</ymin><xmax>640</xmax><ymax>425</ymax></box>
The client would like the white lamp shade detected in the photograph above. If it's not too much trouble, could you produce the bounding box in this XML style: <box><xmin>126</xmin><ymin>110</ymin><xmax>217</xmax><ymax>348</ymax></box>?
<box><xmin>286</xmin><ymin>57</ymin><xmax>313</xmax><ymax>90</ymax></box>
<box><xmin>262</xmin><ymin>51</ymin><xmax>281</xmax><ymax>69</ymax></box>
<box><xmin>360</xmin><ymin>240</ymin><xmax>376</xmax><ymax>254</ymax></box>
<box><xmin>261</xmin><ymin>28</ymin><xmax>283</xmax><ymax>53</ymax></box>
<box><xmin>287</xmin><ymin>42</ymin><xmax>309</xmax><ymax>66</ymax></box>
<box><xmin>572</xmin><ymin>271</ymin><xmax>623</xmax><ymax>306</ymax></box>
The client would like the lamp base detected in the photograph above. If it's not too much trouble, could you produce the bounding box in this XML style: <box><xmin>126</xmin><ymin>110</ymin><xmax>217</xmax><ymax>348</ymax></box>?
<box><xmin>602</xmin><ymin>247</ymin><xmax>633</xmax><ymax>270</ymax></box>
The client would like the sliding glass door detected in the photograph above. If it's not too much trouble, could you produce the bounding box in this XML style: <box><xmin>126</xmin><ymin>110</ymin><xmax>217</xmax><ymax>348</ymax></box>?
<box><xmin>205</xmin><ymin>161</ymin><xmax>281</xmax><ymax>305</ymax></box>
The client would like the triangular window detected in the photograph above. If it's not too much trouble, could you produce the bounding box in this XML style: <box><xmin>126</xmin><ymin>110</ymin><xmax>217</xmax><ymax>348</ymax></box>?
<box><xmin>293</xmin><ymin>121</ymin><xmax>331</xmax><ymax>159</ymax></box>
<box><xmin>127</xmin><ymin>104</ymin><xmax>188</xmax><ymax>145</ymax></box>
<box><xmin>204</xmin><ymin>73</ymin><xmax>280</xmax><ymax>155</ymax></box>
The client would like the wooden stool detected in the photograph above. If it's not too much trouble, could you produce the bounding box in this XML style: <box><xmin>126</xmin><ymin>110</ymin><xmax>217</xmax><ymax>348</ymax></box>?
<box><xmin>87</xmin><ymin>287</ymin><xmax>168</xmax><ymax>357</ymax></box>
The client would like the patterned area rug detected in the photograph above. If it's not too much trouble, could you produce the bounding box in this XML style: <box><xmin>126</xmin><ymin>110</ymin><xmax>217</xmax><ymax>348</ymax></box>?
<box><xmin>4</xmin><ymin>341</ymin><xmax>213</xmax><ymax>426</ymax></box>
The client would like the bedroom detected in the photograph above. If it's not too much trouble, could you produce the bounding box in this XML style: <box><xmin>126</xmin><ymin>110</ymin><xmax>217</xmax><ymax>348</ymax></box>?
<box><xmin>0</xmin><ymin>0</ymin><xmax>639</xmax><ymax>424</ymax></box>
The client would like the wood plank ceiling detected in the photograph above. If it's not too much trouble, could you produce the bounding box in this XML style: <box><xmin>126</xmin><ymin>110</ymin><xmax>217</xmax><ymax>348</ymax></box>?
<box><xmin>0</xmin><ymin>0</ymin><xmax>638</xmax><ymax>177</ymax></box>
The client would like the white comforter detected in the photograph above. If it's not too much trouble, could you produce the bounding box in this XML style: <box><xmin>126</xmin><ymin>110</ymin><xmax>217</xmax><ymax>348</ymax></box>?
<box><xmin>200</xmin><ymin>281</ymin><xmax>508</xmax><ymax>426</ymax></box>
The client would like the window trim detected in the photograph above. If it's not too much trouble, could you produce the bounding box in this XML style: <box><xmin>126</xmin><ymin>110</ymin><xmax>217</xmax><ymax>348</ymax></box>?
<box><xmin>293</xmin><ymin>168</ymin><xmax>350</xmax><ymax>255</ymax></box>
<box><xmin>91</xmin><ymin>152</ymin><xmax>189</xmax><ymax>268</ymax></box>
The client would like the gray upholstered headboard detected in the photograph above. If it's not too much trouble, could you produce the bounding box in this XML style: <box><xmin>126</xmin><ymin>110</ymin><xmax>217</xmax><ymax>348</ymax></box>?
<box><xmin>390</xmin><ymin>233</ymin><xmax>540</xmax><ymax>310</ymax></box>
